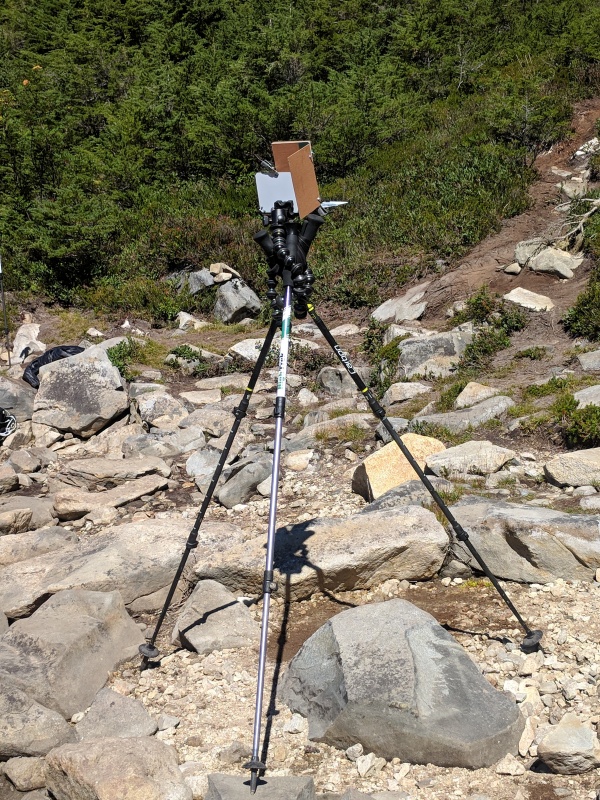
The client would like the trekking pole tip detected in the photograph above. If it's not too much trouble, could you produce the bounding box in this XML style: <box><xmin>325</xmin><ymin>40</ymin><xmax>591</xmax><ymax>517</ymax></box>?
<box><xmin>521</xmin><ymin>629</ymin><xmax>543</xmax><ymax>653</ymax></box>
<box><xmin>139</xmin><ymin>642</ymin><xmax>160</xmax><ymax>660</ymax></box>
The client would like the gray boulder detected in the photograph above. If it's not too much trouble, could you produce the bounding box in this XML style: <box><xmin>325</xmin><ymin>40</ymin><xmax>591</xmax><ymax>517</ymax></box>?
<box><xmin>0</xmin><ymin>517</ymin><xmax>240</xmax><ymax>619</ymax></box>
<box><xmin>514</xmin><ymin>237</ymin><xmax>546</xmax><ymax>266</ymax></box>
<box><xmin>426</xmin><ymin>441</ymin><xmax>516</xmax><ymax>478</ymax></box>
<box><xmin>206</xmin><ymin>774</ymin><xmax>315</xmax><ymax>800</ymax></box>
<box><xmin>318</xmin><ymin>366</ymin><xmax>370</xmax><ymax>397</ymax></box>
<box><xmin>32</xmin><ymin>349</ymin><xmax>128</xmax><ymax>438</ymax></box>
<box><xmin>410</xmin><ymin>395</ymin><xmax>515</xmax><ymax>434</ymax></box>
<box><xmin>75</xmin><ymin>688</ymin><xmax>157</xmax><ymax>741</ymax></box>
<box><xmin>0</xmin><ymin>589</ymin><xmax>143</xmax><ymax>718</ymax></box>
<box><xmin>0</xmin><ymin>497</ymin><xmax>57</xmax><ymax>531</ymax></box>
<box><xmin>396</xmin><ymin>331</ymin><xmax>473</xmax><ymax>379</ymax></box>
<box><xmin>454</xmin><ymin>382</ymin><xmax>500</xmax><ymax>409</ymax></box>
<box><xmin>578</xmin><ymin>349</ymin><xmax>600</xmax><ymax>371</ymax></box>
<box><xmin>122</xmin><ymin>426</ymin><xmax>206</xmax><ymax>460</ymax></box>
<box><xmin>213</xmin><ymin>278</ymin><xmax>261</xmax><ymax>323</ymax></box>
<box><xmin>217</xmin><ymin>459</ymin><xmax>272</xmax><ymax>508</ymax></box>
<box><xmin>0</xmin><ymin>377</ymin><xmax>36</xmax><ymax>422</ymax></box>
<box><xmin>134</xmin><ymin>391</ymin><xmax>189</xmax><ymax>429</ymax></box>
<box><xmin>0</xmin><ymin>507</ymin><xmax>32</xmax><ymax>536</ymax></box>
<box><xmin>537</xmin><ymin>713</ymin><xmax>600</xmax><ymax>774</ymax></box>
<box><xmin>172</xmin><ymin>580</ymin><xmax>258</xmax><ymax>654</ymax></box>
<box><xmin>574</xmin><ymin>384</ymin><xmax>600</xmax><ymax>408</ymax></box>
<box><xmin>450</xmin><ymin>497</ymin><xmax>600</xmax><ymax>582</ymax></box>
<box><xmin>194</xmin><ymin>506</ymin><xmax>448</xmax><ymax>600</ymax></box>
<box><xmin>61</xmin><ymin>455</ymin><xmax>171</xmax><ymax>486</ymax></box>
<box><xmin>0</xmin><ymin>527</ymin><xmax>77</xmax><ymax>568</ymax></box>
<box><xmin>544</xmin><ymin>448</ymin><xmax>600</xmax><ymax>487</ymax></box>
<box><xmin>361</xmin><ymin>478</ymin><xmax>453</xmax><ymax>513</ymax></box>
<box><xmin>371</xmin><ymin>282</ymin><xmax>430</xmax><ymax>323</ymax></box>
<box><xmin>529</xmin><ymin>247</ymin><xmax>583</xmax><ymax>278</ymax></box>
<box><xmin>375</xmin><ymin>418</ymin><xmax>409</xmax><ymax>443</ymax></box>
<box><xmin>0</xmin><ymin>679</ymin><xmax>75</xmax><ymax>758</ymax></box>
<box><xmin>188</xmin><ymin>268</ymin><xmax>215</xmax><ymax>293</ymax></box>
<box><xmin>2</xmin><ymin>756</ymin><xmax>47</xmax><ymax>791</ymax></box>
<box><xmin>279</xmin><ymin>600</ymin><xmax>523</xmax><ymax>768</ymax></box>
<box><xmin>46</xmin><ymin>737</ymin><xmax>193</xmax><ymax>800</ymax></box>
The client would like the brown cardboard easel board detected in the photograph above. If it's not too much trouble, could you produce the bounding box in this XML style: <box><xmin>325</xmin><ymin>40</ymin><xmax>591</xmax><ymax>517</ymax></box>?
<box><xmin>272</xmin><ymin>141</ymin><xmax>307</xmax><ymax>172</ymax></box>
<box><xmin>288</xmin><ymin>147</ymin><xmax>320</xmax><ymax>219</ymax></box>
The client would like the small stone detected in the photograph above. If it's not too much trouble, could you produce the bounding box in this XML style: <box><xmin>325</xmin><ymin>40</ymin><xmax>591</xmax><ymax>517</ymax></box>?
<box><xmin>356</xmin><ymin>752</ymin><xmax>386</xmax><ymax>777</ymax></box>
<box><xmin>283</xmin><ymin>713</ymin><xmax>307</xmax><ymax>734</ymax></box>
<box><xmin>157</xmin><ymin>714</ymin><xmax>180</xmax><ymax>731</ymax></box>
<box><xmin>346</xmin><ymin>743</ymin><xmax>364</xmax><ymax>761</ymax></box>
<box><xmin>495</xmin><ymin>753</ymin><xmax>525</xmax><ymax>775</ymax></box>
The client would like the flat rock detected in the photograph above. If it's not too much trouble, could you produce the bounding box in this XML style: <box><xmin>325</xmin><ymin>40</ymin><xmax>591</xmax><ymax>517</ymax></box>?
<box><xmin>0</xmin><ymin>497</ymin><xmax>57</xmax><ymax>531</ymax></box>
<box><xmin>0</xmin><ymin>678</ymin><xmax>75</xmax><ymax>758</ymax></box>
<box><xmin>360</xmin><ymin>478</ymin><xmax>454</xmax><ymax>513</ymax></box>
<box><xmin>371</xmin><ymin>282</ymin><xmax>430</xmax><ymax>323</ymax></box>
<box><xmin>381</xmin><ymin>382</ymin><xmax>431</xmax><ymax>408</ymax></box>
<box><xmin>426</xmin><ymin>441</ymin><xmax>516</xmax><ymax>478</ymax></box>
<box><xmin>0</xmin><ymin>464</ymin><xmax>18</xmax><ymax>494</ymax></box>
<box><xmin>578</xmin><ymin>349</ymin><xmax>600</xmax><ymax>371</ymax></box>
<box><xmin>317</xmin><ymin>366</ymin><xmax>371</xmax><ymax>397</ymax></box>
<box><xmin>396</xmin><ymin>330</ymin><xmax>473</xmax><ymax>379</ymax></box>
<box><xmin>134</xmin><ymin>391</ymin><xmax>189</xmax><ymax>429</ymax></box>
<box><xmin>544</xmin><ymin>448</ymin><xmax>600</xmax><ymax>487</ymax></box>
<box><xmin>574</xmin><ymin>385</ymin><xmax>600</xmax><ymax>408</ymax></box>
<box><xmin>46</xmin><ymin>737</ymin><xmax>193</xmax><ymax>800</ymax></box>
<box><xmin>514</xmin><ymin>238</ymin><xmax>546</xmax><ymax>266</ymax></box>
<box><xmin>0</xmin><ymin>517</ymin><xmax>240</xmax><ymax>619</ymax></box>
<box><xmin>122</xmin><ymin>426</ymin><xmax>206</xmax><ymax>460</ymax></box>
<box><xmin>194</xmin><ymin>374</ymin><xmax>273</xmax><ymax>392</ymax></box>
<box><xmin>291</xmin><ymin>414</ymin><xmax>372</xmax><ymax>449</ymax></box>
<box><xmin>3</xmin><ymin>756</ymin><xmax>47</xmax><ymax>791</ymax></box>
<box><xmin>279</xmin><ymin>600</ymin><xmax>523</xmax><ymax>768</ymax></box>
<box><xmin>53</xmin><ymin>473</ymin><xmax>169</xmax><ymax>520</ymax></box>
<box><xmin>410</xmin><ymin>395</ymin><xmax>515</xmax><ymax>433</ymax></box>
<box><xmin>172</xmin><ymin>580</ymin><xmax>258</xmax><ymax>654</ymax></box>
<box><xmin>537</xmin><ymin>713</ymin><xmax>600</xmax><ymax>774</ymax></box>
<box><xmin>75</xmin><ymin>688</ymin><xmax>157</xmax><ymax>740</ymax></box>
<box><xmin>352</xmin><ymin>433</ymin><xmax>445</xmax><ymax>501</ymax></box>
<box><xmin>0</xmin><ymin>507</ymin><xmax>33</xmax><ymax>536</ymax></box>
<box><xmin>454</xmin><ymin>382</ymin><xmax>501</xmax><ymax>409</ymax></box>
<box><xmin>179</xmin><ymin>406</ymin><xmax>235</xmax><ymax>436</ymax></box>
<box><xmin>0</xmin><ymin>527</ymin><xmax>77</xmax><ymax>568</ymax></box>
<box><xmin>32</xmin><ymin>349</ymin><xmax>128</xmax><ymax>438</ymax></box>
<box><xmin>0</xmin><ymin>378</ymin><xmax>36</xmax><ymax>422</ymax></box>
<box><xmin>529</xmin><ymin>247</ymin><xmax>583</xmax><ymax>278</ymax></box>
<box><xmin>0</xmin><ymin>589</ymin><xmax>143</xmax><ymax>718</ymax></box>
<box><xmin>62</xmin><ymin>455</ymin><xmax>171</xmax><ymax>485</ymax></box>
<box><xmin>206</xmin><ymin>773</ymin><xmax>315</xmax><ymax>800</ymax></box>
<box><xmin>449</xmin><ymin>497</ymin><xmax>600</xmax><ymax>582</ymax></box>
<box><xmin>179</xmin><ymin>389</ymin><xmax>222</xmax><ymax>406</ymax></box>
<box><xmin>194</xmin><ymin>506</ymin><xmax>447</xmax><ymax>600</ymax></box>
<box><xmin>503</xmin><ymin>287</ymin><xmax>554</xmax><ymax>311</ymax></box>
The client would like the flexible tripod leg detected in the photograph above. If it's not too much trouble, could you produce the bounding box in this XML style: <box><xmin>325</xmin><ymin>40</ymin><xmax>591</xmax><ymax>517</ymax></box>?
<box><xmin>139</xmin><ymin>318</ymin><xmax>280</xmax><ymax>667</ymax></box>
<box><xmin>307</xmin><ymin>303</ymin><xmax>542</xmax><ymax>653</ymax></box>
<box><xmin>245</xmin><ymin>285</ymin><xmax>293</xmax><ymax>793</ymax></box>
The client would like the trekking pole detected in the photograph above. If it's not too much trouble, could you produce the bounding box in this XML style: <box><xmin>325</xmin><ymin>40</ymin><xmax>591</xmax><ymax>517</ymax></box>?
<box><xmin>245</xmin><ymin>281</ymin><xmax>293</xmax><ymax>794</ymax></box>
<box><xmin>139</xmin><ymin>318</ymin><xmax>280</xmax><ymax>667</ymax></box>
<box><xmin>306</xmin><ymin>302</ymin><xmax>543</xmax><ymax>654</ymax></box>
<box><xmin>0</xmin><ymin>254</ymin><xmax>11</xmax><ymax>367</ymax></box>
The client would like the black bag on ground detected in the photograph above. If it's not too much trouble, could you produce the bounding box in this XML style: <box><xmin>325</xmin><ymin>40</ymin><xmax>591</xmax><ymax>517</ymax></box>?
<box><xmin>22</xmin><ymin>346</ymin><xmax>85</xmax><ymax>389</ymax></box>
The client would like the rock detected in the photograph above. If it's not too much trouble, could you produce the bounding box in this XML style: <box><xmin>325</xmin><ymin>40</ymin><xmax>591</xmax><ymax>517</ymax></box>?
<box><xmin>279</xmin><ymin>600</ymin><xmax>523</xmax><ymax>768</ymax></box>
<box><xmin>123</xmin><ymin>427</ymin><xmax>206</xmax><ymax>460</ymax></box>
<box><xmin>291</xmin><ymin>414</ymin><xmax>372</xmax><ymax>449</ymax></box>
<box><xmin>495</xmin><ymin>753</ymin><xmax>525</xmax><ymax>775</ymax></box>
<box><xmin>194</xmin><ymin>374</ymin><xmax>272</xmax><ymax>392</ymax></box>
<box><xmin>529</xmin><ymin>247</ymin><xmax>584</xmax><ymax>279</ymax></box>
<box><xmin>0</xmin><ymin>497</ymin><xmax>57</xmax><ymax>531</ymax></box>
<box><xmin>284</xmin><ymin>449</ymin><xmax>313</xmax><ymax>471</ymax></box>
<box><xmin>504</xmin><ymin>262</ymin><xmax>521</xmax><ymax>275</ymax></box>
<box><xmin>503</xmin><ymin>287</ymin><xmax>554</xmax><ymax>312</ymax></box>
<box><xmin>0</xmin><ymin>507</ymin><xmax>33</xmax><ymax>536</ymax></box>
<box><xmin>213</xmin><ymin>278</ymin><xmax>261</xmax><ymax>323</ymax></box>
<box><xmin>134</xmin><ymin>391</ymin><xmax>189</xmax><ymax>429</ymax></box>
<box><xmin>558</xmin><ymin>179</ymin><xmax>589</xmax><ymax>199</ymax></box>
<box><xmin>8</xmin><ymin>450</ymin><xmax>41</xmax><ymax>474</ymax></box>
<box><xmin>217</xmin><ymin>458</ymin><xmax>272</xmax><ymax>508</ymax></box>
<box><xmin>449</xmin><ymin>497</ymin><xmax>600</xmax><ymax>582</ymax></box>
<box><xmin>574</xmin><ymin>385</ymin><xmax>600</xmax><ymax>408</ymax></box>
<box><xmin>185</xmin><ymin>448</ymin><xmax>223</xmax><ymax>488</ymax></box>
<box><xmin>195</xmin><ymin>506</ymin><xmax>447</xmax><ymax>600</ymax></box>
<box><xmin>0</xmin><ymin>527</ymin><xmax>77</xmax><ymax>567</ymax></box>
<box><xmin>0</xmin><ymin>517</ymin><xmax>239</xmax><ymax>619</ymax></box>
<box><xmin>329</xmin><ymin>324</ymin><xmax>361</xmax><ymax>337</ymax></box>
<box><xmin>454</xmin><ymin>382</ymin><xmax>500</xmax><ymax>409</ymax></box>
<box><xmin>411</xmin><ymin>395</ymin><xmax>515</xmax><ymax>434</ymax></box>
<box><xmin>0</xmin><ymin>679</ymin><xmax>75</xmax><ymax>758</ymax></box>
<box><xmin>0</xmin><ymin>464</ymin><xmax>18</xmax><ymax>494</ymax></box>
<box><xmin>297</xmin><ymin>388</ymin><xmax>319</xmax><ymax>406</ymax></box>
<box><xmin>180</xmin><ymin>406</ymin><xmax>233</xmax><ymax>436</ymax></box>
<box><xmin>52</xmin><ymin>473</ymin><xmax>169</xmax><ymax>520</ymax></box>
<box><xmin>514</xmin><ymin>238</ymin><xmax>546</xmax><ymax>266</ymax></box>
<box><xmin>381</xmin><ymin>382</ymin><xmax>431</xmax><ymax>408</ymax></box>
<box><xmin>46</xmin><ymin>737</ymin><xmax>193</xmax><ymax>800</ymax></box>
<box><xmin>180</xmin><ymin>389</ymin><xmax>222</xmax><ymax>406</ymax></box>
<box><xmin>544</xmin><ymin>448</ymin><xmax>600</xmax><ymax>487</ymax></box>
<box><xmin>32</xmin><ymin>349</ymin><xmax>128</xmax><ymax>438</ymax></box>
<box><xmin>351</xmin><ymin>433</ymin><xmax>445</xmax><ymax>501</ymax></box>
<box><xmin>0</xmin><ymin>589</ymin><xmax>143</xmax><ymax>718</ymax></box>
<box><xmin>396</xmin><ymin>330</ymin><xmax>473</xmax><ymax>379</ymax></box>
<box><xmin>537</xmin><ymin>713</ymin><xmax>600</xmax><ymax>774</ymax></box>
<box><xmin>11</xmin><ymin>323</ymin><xmax>45</xmax><ymax>363</ymax></box>
<box><xmin>127</xmin><ymin>382</ymin><xmax>163</xmax><ymax>399</ymax></box>
<box><xmin>3</xmin><ymin>757</ymin><xmax>47</xmax><ymax>791</ymax></box>
<box><xmin>375</xmin><ymin>418</ymin><xmax>409</xmax><ymax>443</ymax></box>
<box><xmin>426</xmin><ymin>441</ymin><xmax>516</xmax><ymax>478</ymax></box>
<box><xmin>371</xmin><ymin>282</ymin><xmax>430</xmax><ymax>323</ymax></box>
<box><xmin>188</xmin><ymin>269</ymin><xmax>214</xmax><ymax>293</ymax></box>
<box><xmin>360</xmin><ymin>478</ymin><xmax>454</xmax><ymax>513</ymax></box>
<box><xmin>0</xmin><ymin>378</ymin><xmax>36</xmax><ymax>422</ymax></box>
<box><xmin>580</xmin><ymin>495</ymin><xmax>600</xmax><ymax>510</ymax></box>
<box><xmin>3</xmin><ymin>419</ymin><xmax>34</xmax><ymax>449</ymax></box>
<box><xmin>75</xmin><ymin>688</ymin><xmax>157</xmax><ymax>741</ymax></box>
<box><xmin>317</xmin><ymin>366</ymin><xmax>371</xmax><ymax>397</ymax></box>
<box><xmin>177</xmin><ymin>312</ymin><xmax>208</xmax><ymax>331</ymax></box>
<box><xmin>578</xmin><ymin>349</ymin><xmax>600</xmax><ymax>371</ymax></box>
<box><xmin>205</xmin><ymin>773</ymin><xmax>314</xmax><ymax>800</ymax></box>
<box><xmin>62</xmin><ymin>455</ymin><xmax>171</xmax><ymax>485</ymax></box>
<box><xmin>172</xmin><ymin>580</ymin><xmax>258</xmax><ymax>654</ymax></box>
<box><xmin>0</xmin><ymin>612</ymin><xmax>7</xmax><ymax>634</ymax></box>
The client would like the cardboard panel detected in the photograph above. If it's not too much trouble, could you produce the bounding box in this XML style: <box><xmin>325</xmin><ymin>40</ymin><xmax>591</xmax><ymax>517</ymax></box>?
<box><xmin>288</xmin><ymin>145</ymin><xmax>320</xmax><ymax>218</ymax></box>
<box><xmin>272</xmin><ymin>141</ymin><xmax>305</xmax><ymax>172</ymax></box>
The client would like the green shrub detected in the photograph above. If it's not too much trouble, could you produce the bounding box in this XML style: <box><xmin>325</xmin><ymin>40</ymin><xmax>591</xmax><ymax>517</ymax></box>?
<box><xmin>107</xmin><ymin>338</ymin><xmax>146</xmax><ymax>382</ymax></box>
<box><xmin>563</xmin><ymin>274</ymin><xmax>600</xmax><ymax>342</ymax></box>
<box><xmin>514</xmin><ymin>346</ymin><xmax>547</xmax><ymax>360</ymax></box>
<box><xmin>565</xmin><ymin>406</ymin><xmax>600</xmax><ymax>447</ymax></box>
<box><xmin>435</xmin><ymin>379</ymin><xmax>469</xmax><ymax>412</ymax></box>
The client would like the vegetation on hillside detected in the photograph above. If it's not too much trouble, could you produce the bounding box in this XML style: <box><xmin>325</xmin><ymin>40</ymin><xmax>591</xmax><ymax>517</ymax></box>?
<box><xmin>1</xmin><ymin>1</ymin><xmax>600</xmax><ymax>318</ymax></box>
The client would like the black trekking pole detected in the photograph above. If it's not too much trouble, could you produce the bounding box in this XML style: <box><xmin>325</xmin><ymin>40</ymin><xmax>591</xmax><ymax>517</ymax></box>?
<box><xmin>306</xmin><ymin>302</ymin><xmax>543</xmax><ymax>654</ymax></box>
<box><xmin>139</xmin><ymin>318</ymin><xmax>280</xmax><ymax>667</ymax></box>
<box><xmin>0</xmin><ymin>254</ymin><xmax>11</xmax><ymax>367</ymax></box>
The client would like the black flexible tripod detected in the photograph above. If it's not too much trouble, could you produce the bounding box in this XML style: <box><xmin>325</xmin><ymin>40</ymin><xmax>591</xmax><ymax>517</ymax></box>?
<box><xmin>140</xmin><ymin>200</ymin><xmax>542</xmax><ymax>794</ymax></box>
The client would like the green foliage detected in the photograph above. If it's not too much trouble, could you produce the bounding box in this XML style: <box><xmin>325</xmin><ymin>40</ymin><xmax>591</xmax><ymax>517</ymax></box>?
<box><xmin>107</xmin><ymin>337</ymin><xmax>146</xmax><ymax>381</ymax></box>
<box><xmin>564</xmin><ymin>405</ymin><xmax>600</xmax><ymax>447</ymax></box>
<box><xmin>514</xmin><ymin>346</ymin><xmax>547</xmax><ymax>360</ymax></box>
<box><xmin>169</xmin><ymin>345</ymin><xmax>201</xmax><ymax>360</ymax></box>
<box><xmin>523</xmin><ymin>376</ymin><xmax>575</xmax><ymax>398</ymax></box>
<box><xmin>563</xmin><ymin>268</ymin><xmax>600</xmax><ymax>341</ymax></box>
<box><xmin>435</xmin><ymin>379</ymin><xmax>469</xmax><ymax>412</ymax></box>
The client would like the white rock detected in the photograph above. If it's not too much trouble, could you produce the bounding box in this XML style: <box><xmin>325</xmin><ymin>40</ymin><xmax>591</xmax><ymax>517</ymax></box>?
<box><xmin>426</xmin><ymin>440</ymin><xmax>516</xmax><ymax>478</ymax></box>
<box><xmin>537</xmin><ymin>713</ymin><xmax>600</xmax><ymax>774</ymax></box>
<box><xmin>495</xmin><ymin>753</ymin><xmax>525</xmax><ymax>775</ymax></box>
<box><xmin>179</xmin><ymin>389</ymin><xmax>222</xmax><ymax>406</ymax></box>
<box><xmin>297</xmin><ymin>388</ymin><xmax>319</xmax><ymax>407</ymax></box>
<box><xmin>381</xmin><ymin>381</ymin><xmax>431</xmax><ymax>407</ymax></box>
<box><xmin>574</xmin><ymin>385</ymin><xmax>600</xmax><ymax>408</ymax></box>
<box><xmin>544</xmin><ymin>448</ymin><xmax>600</xmax><ymax>487</ymax></box>
<box><xmin>329</xmin><ymin>324</ymin><xmax>360</xmax><ymax>337</ymax></box>
<box><xmin>504</xmin><ymin>262</ymin><xmax>522</xmax><ymax>275</ymax></box>
<box><xmin>371</xmin><ymin>282</ymin><xmax>430</xmax><ymax>323</ymax></box>
<box><xmin>503</xmin><ymin>287</ymin><xmax>554</xmax><ymax>311</ymax></box>
<box><xmin>454</xmin><ymin>382</ymin><xmax>500</xmax><ymax>409</ymax></box>
<box><xmin>529</xmin><ymin>247</ymin><xmax>584</xmax><ymax>279</ymax></box>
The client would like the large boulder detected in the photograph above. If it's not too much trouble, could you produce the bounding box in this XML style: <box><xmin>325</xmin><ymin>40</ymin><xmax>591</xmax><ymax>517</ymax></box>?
<box><xmin>61</xmin><ymin>455</ymin><xmax>171</xmax><ymax>486</ymax></box>
<box><xmin>449</xmin><ymin>497</ymin><xmax>600</xmax><ymax>582</ymax></box>
<box><xmin>46</xmin><ymin>737</ymin><xmax>193</xmax><ymax>800</ymax></box>
<box><xmin>361</xmin><ymin>477</ymin><xmax>454</xmax><ymax>514</ymax></box>
<box><xmin>194</xmin><ymin>506</ymin><xmax>448</xmax><ymax>600</ymax></box>
<box><xmin>279</xmin><ymin>600</ymin><xmax>523</xmax><ymax>768</ymax></box>
<box><xmin>578</xmin><ymin>349</ymin><xmax>600</xmax><ymax>371</ymax></box>
<box><xmin>32</xmin><ymin>349</ymin><xmax>128</xmax><ymax>438</ymax></box>
<box><xmin>213</xmin><ymin>278</ymin><xmax>261</xmax><ymax>323</ymax></box>
<box><xmin>426</xmin><ymin>440</ymin><xmax>516</xmax><ymax>478</ymax></box>
<box><xmin>0</xmin><ymin>527</ymin><xmax>77</xmax><ymax>568</ymax></box>
<box><xmin>410</xmin><ymin>395</ymin><xmax>515</xmax><ymax>433</ymax></box>
<box><xmin>217</xmin><ymin>458</ymin><xmax>272</xmax><ymax>508</ymax></box>
<box><xmin>172</xmin><ymin>579</ymin><xmax>258</xmax><ymax>654</ymax></box>
<box><xmin>0</xmin><ymin>517</ymin><xmax>240</xmax><ymax>619</ymax></box>
<box><xmin>371</xmin><ymin>282</ymin><xmax>430</xmax><ymax>323</ymax></box>
<box><xmin>134</xmin><ymin>391</ymin><xmax>189</xmax><ymax>429</ymax></box>
<box><xmin>74</xmin><ymin>688</ymin><xmax>157</xmax><ymax>741</ymax></box>
<box><xmin>0</xmin><ymin>496</ymin><xmax>57</xmax><ymax>531</ymax></box>
<box><xmin>537</xmin><ymin>714</ymin><xmax>600</xmax><ymax>774</ymax></box>
<box><xmin>0</xmin><ymin>590</ymin><xmax>143</xmax><ymax>718</ymax></box>
<box><xmin>0</xmin><ymin>377</ymin><xmax>36</xmax><ymax>422</ymax></box>
<box><xmin>396</xmin><ymin>330</ymin><xmax>473</xmax><ymax>379</ymax></box>
<box><xmin>529</xmin><ymin>247</ymin><xmax>583</xmax><ymax>278</ymax></box>
<box><xmin>454</xmin><ymin>382</ymin><xmax>500</xmax><ymax>409</ymax></box>
<box><xmin>351</xmin><ymin>433</ymin><xmax>445</xmax><ymax>501</ymax></box>
<box><xmin>52</xmin><ymin>473</ymin><xmax>169</xmax><ymax>520</ymax></box>
<box><xmin>544</xmin><ymin>448</ymin><xmax>600</xmax><ymax>487</ymax></box>
<box><xmin>317</xmin><ymin>365</ymin><xmax>371</xmax><ymax>397</ymax></box>
<box><xmin>0</xmin><ymin>679</ymin><xmax>76</xmax><ymax>758</ymax></box>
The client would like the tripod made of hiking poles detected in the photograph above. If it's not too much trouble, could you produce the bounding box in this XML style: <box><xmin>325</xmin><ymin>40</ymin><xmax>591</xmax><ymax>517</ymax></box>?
<box><xmin>139</xmin><ymin>200</ymin><xmax>542</xmax><ymax>794</ymax></box>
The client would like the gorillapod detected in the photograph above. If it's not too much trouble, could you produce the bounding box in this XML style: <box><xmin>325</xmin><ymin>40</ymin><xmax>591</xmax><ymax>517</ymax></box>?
<box><xmin>139</xmin><ymin>200</ymin><xmax>542</xmax><ymax>794</ymax></box>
